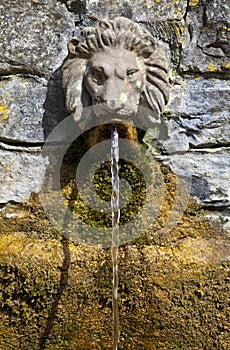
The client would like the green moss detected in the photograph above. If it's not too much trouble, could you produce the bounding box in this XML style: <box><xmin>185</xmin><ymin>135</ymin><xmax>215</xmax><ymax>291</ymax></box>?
<box><xmin>0</xmin><ymin>163</ymin><xmax>229</xmax><ymax>348</ymax></box>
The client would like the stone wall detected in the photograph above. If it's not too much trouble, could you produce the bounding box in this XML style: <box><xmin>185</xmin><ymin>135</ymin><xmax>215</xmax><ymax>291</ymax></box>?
<box><xmin>0</xmin><ymin>1</ymin><xmax>229</xmax><ymax>349</ymax></box>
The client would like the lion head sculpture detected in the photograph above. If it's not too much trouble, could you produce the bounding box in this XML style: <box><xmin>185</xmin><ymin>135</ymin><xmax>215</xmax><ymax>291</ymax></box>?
<box><xmin>62</xmin><ymin>17</ymin><xmax>169</xmax><ymax>132</ymax></box>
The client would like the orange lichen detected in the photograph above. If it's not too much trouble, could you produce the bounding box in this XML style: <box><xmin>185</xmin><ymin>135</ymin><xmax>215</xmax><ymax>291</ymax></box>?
<box><xmin>189</xmin><ymin>0</ymin><xmax>199</xmax><ymax>6</ymax></box>
<box><xmin>0</xmin><ymin>101</ymin><xmax>9</xmax><ymax>121</ymax></box>
<box><xmin>222</xmin><ymin>26</ymin><xmax>230</xmax><ymax>31</ymax></box>
<box><xmin>207</xmin><ymin>62</ymin><xmax>218</xmax><ymax>72</ymax></box>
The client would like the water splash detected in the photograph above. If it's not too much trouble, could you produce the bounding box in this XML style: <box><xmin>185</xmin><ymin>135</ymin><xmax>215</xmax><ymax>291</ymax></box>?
<box><xmin>111</xmin><ymin>125</ymin><xmax>120</xmax><ymax>350</ymax></box>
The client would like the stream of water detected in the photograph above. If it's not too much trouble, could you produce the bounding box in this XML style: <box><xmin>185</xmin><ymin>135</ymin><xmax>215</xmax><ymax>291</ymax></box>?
<box><xmin>111</xmin><ymin>125</ymin><xmax>120</xmax><ymax>350</ymax></box>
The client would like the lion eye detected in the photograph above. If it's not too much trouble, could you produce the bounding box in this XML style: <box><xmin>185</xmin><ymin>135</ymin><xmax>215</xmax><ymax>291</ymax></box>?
<box><xmin>91</xmin><ymin>68</ymin><xmax>106</xmax><ymax>84</ymax></box>
<box><xmin>127</xmin><ymin>69</ymin><xmax>139</xmax><ymax>80</ymax></box>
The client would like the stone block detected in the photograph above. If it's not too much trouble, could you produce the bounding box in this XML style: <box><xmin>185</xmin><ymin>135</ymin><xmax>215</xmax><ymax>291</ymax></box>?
<box><xmin>159</xmin><ymin>78</ymin><xmax>230</xmax><ymax>150</ymax></box>
<box><xmin>160</xmin><ymin>148</ymin><xmax>230</xmax><ymax>208</ymax></box>
<box><xmin>0</xmin><ymin>147</ymin><xmax>46</xmax><ymax>203</ymax></box>
<box><xmin>0</xmin><ymin>76</ymin><xmax>47</xmax><ymax>143</ymax></box>
<box><xmin>0</xmin><ymin>0</ymin><xmax>74</xmax><ymax>77</ymax></box>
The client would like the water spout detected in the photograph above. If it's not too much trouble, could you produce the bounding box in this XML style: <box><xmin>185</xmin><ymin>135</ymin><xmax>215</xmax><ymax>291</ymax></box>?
<box><xmin>111</xmin><ymin>125</ymin><xmax>120</xmax><ymax>350</ymax></box>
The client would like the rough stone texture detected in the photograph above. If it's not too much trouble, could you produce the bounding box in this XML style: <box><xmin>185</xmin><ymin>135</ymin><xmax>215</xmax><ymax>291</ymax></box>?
<box><xmin>0</xmin><ymin>0</ymin><xmax>74</xmax><ymax>77</ymax></box>
<box><xmin>0</xmin><ymin>72</ymin><xmax>68</xmax><ymax>144</ymax></box>
<box><xmin>167</xmin><ymin>78</ymin><xmax>230</xmax><ymax>118</ymax></box>
<box><xmin>180</xmin><ymin>0</ymin><xmax>230</xmax><ymax>74</ymax></box>
<box><xmin>204</xmin><ymin>209</ymin><xmax>230</xmax><ymax>236</ymax></box>
<box><xmin>0</xmin><ymin>147</ymin><xmax>46</xmax><ymax>204</ymax></box>
<box><xmin>0</xmin><ymin>76</ymin><xmax>47</xmax><ymax>143</ymax></box>
<box><xmin>157</xmin><ymin>77</ymin><xmax>230</xmax><ymax>151</ymax></box>
<box><xmin>84</xmin><ymin>0</ymin><xmax>187</xmax><ymax>22</ymax></box>
<box><xmin>63</xmin><ymin>0</ymin><xmax>85</xmax><ymax>14</ymax></box>
<box><xmin>159</xmin><ymin>148</ymin><xmax>230</xmax><ymax>210</ymax></box>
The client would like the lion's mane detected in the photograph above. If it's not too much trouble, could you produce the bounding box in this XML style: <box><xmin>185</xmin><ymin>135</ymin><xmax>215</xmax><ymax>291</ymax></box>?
<box><xmin>62</xmin><ymin>17</ymin><xmax>169</xmax><ymax>129</ymax></box>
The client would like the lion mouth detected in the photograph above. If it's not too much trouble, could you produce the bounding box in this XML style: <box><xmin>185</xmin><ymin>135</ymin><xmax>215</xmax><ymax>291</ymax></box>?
<box><xmin>101</xmin><ymin>115</ymin><xmax>134</xmax><ymax>125</ymax></box>
<box><xmin>110</xmin><ymin>117</ymin><xmax>124</xmax><ymax>122</ymax></box>
<box><xmin>92</xmin><ymin>103</ymin><xmax>135</xmax><ymax>124</ymax></box>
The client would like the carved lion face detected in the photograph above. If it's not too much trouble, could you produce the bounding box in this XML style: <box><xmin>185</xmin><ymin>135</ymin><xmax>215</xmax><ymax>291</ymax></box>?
<box><xmin>62</xmin><ymin>17</ymin><xmax>169</xmax><ymax>130</ymax></box>
<box><xmin>84</xmin><ymin>47</ymin><xmax>146</xmax><ymax>121</ymax></box>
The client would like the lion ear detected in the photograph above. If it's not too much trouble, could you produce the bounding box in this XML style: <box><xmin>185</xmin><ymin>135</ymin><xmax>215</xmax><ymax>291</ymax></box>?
<box><xmin>67</xmin><ymin>38</ymin><xmax>79</xmax><ymax>56</ymax></box>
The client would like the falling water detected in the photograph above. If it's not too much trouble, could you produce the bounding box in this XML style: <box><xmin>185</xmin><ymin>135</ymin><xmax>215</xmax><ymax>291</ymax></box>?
<box><xmin>111</xmin><ymin>125</ymin><xmax>120</xmax><ymax>350</ymax></box>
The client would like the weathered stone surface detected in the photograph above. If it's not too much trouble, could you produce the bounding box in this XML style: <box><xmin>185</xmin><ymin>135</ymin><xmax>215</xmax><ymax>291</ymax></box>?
<box><xmin>0</xmin><ymin>148</ymin><xmax>46</xmax><ymax>203</ymax></box>
<box><xmin>0</xmin><ymin>76</ymin><xmax>47</xmax><ymax>143</ymax></box>
<box><xmin>0</xmin><ymin>71</ymin><xmax>68</xmax><ymax>143</ymax></box>
<box><xmin>157</xmin><ymin>112</ymin><xmax>230</xmax><ymax>153</ymax></box>
<box><xmin>62</xmin><ymin>0</ymin><xmax>85</xmax><ymax>14</ymax></box>
<box><xmin>204</xmin><ymin>210</ymin><xmax>230</xmax><ymax>236</ymax></box>
<box><xmin>180</xmin><ymin>113</ymin><xmax>229</xmax><ymax>148</ymax></box>
<box><xmin>167</xmin><ymin>78</ymin><xmax>230</xmax><ymax>117</ymax></box>
<box><xmin>0</xmin><ymin>0</ymin><xmax>74</xmax><ymax>77</ymax></box>
<box><xmin>180</xmin><ymin>0</ymin><xmax>230</xmax><ymax>74</ymax></box>
<box><xmin>159</xmin><ymin>78</ymin><xmax>230</xmax><ymax>151</ymax></box>
<box><xmin>160</xmin><ymin>148</ymin><xmax>230</xmax><ymax>208</ymax></box>
<box><xmin>85</xmin><ymin>0</ymin><xmax>187</xmax><ymax>22</ymax></box>
<box><xmin>157</xmin><ymin>118</ymin><xmax>190</xmax><ymax>153</ymax></box>
<box><xmin>43</xmin><ymin>69</ymin><xmax>69</xmax><ymax>139</ymax></box>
